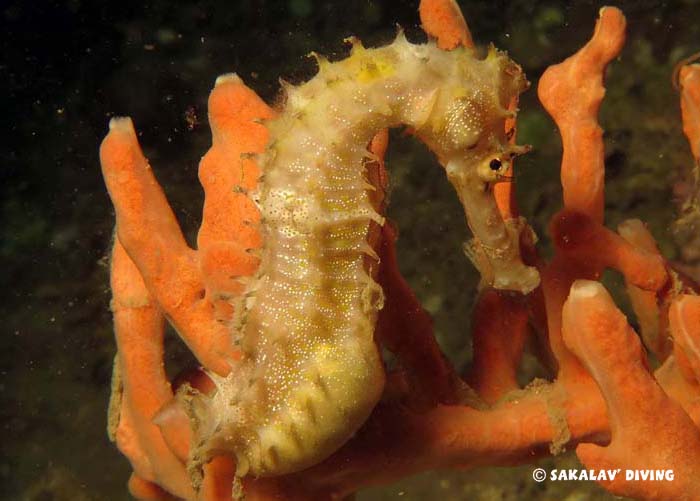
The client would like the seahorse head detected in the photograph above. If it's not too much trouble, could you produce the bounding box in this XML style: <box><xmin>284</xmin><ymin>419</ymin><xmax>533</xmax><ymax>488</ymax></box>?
<box><xmin>416</xmin><ymin>44</ymin><xmax>529</xmax><ymax>186</ymax></box>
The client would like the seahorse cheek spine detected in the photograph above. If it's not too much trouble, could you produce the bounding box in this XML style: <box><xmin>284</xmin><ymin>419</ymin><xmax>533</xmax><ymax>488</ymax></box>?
<box><xmin>184</xmin><ymin>34</ymin><xmax>539</xmax><ymax>480</ymax></box>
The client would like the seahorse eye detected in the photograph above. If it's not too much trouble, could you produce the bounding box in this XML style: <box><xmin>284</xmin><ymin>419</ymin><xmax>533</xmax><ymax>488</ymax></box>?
<box><xmin>489</xmin><ymin>158</ymin><xmax>502</xmax><ymax>171</ymax></box>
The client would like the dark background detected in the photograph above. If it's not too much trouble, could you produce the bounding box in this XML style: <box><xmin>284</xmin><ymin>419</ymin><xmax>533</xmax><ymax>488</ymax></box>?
<box><xmin>2</xmin><ymin>0</ymin><xmax>698</xmax><ymax>499</ymax></box>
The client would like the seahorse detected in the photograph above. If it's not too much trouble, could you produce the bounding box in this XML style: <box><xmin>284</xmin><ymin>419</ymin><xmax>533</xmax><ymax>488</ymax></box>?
<box><xmin>182</xmin><ymin>32</ymin><xmax>539</xmax><ymax>480</ymax></box>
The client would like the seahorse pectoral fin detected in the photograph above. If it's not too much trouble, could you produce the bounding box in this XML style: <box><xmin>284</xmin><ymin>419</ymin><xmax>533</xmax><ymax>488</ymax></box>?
<box><xmin>446</xmin><ymin>157</ymin><xmax>539</xmax><ymax>294</ymax></box>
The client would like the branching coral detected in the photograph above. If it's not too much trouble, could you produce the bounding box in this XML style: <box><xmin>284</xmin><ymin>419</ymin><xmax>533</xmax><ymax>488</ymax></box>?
<box><xmin>100</xmin><ymin>1</ymin><xmax>700</xmax><ymax>499</ymax></box>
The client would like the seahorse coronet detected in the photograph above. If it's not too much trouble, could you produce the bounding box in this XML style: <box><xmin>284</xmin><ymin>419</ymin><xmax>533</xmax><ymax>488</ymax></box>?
<box><xmin>184</xmin><ymin>33</ymin><xmax>539</xmax><ymax>480</ymax></box>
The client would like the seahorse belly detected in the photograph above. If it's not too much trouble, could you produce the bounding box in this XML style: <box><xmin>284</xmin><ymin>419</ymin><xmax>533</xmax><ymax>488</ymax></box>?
<box><xmin>187</xmin><ymin>33</ymin><xmax>538</xmax><ymax>479</ymax></box>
